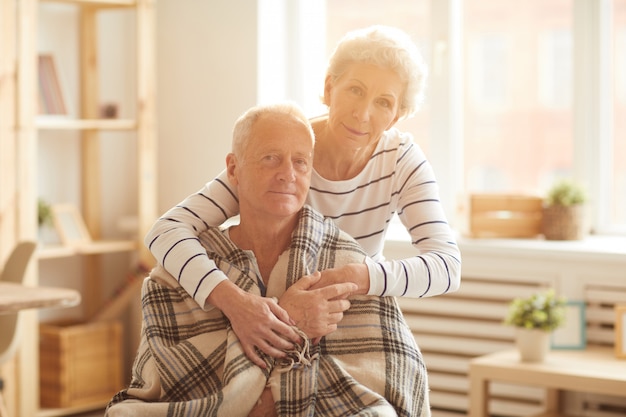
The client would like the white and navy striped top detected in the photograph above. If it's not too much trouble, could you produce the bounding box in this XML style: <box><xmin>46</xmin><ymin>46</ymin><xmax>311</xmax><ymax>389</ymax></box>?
<box><xmin>146</xmin><ymin>127</ymin><xmax>461</xmax><ymax>308</ymax></box>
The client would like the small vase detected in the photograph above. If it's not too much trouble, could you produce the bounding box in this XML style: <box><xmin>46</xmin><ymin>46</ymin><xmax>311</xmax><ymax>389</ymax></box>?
<box><xmin>515</xmin><ymin>328</ymin><xmax>551</xmax><ymax>362</ymax></box>
<box><xmin>542</xmin><ymin>204</ymin><xmax>587</xmax><ymax>240</ymax></box>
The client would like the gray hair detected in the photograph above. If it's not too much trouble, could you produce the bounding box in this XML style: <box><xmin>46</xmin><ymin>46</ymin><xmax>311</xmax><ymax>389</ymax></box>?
<box><xmin>231</xmin><ymin>102</ymin><xmax>315</xmax><ymax>158</ymax></box>
<box><xmin>324</xmin><ymin>25</ymin><xmax>428</xmax><ymax>120</ymax></box>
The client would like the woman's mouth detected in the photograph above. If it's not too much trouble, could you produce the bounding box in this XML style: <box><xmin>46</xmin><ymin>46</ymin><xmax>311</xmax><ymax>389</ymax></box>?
<box><xmin>342</xmin><ymin>123</ymin><xmax>367</xmax><ymax>136</ymax></box>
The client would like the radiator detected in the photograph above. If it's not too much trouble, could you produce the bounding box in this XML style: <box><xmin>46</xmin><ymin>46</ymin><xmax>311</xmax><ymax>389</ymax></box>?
<box><xmin>387</xmin><ymin>239</ymin><xmax>626</xmax><ymax>417</ymax></box>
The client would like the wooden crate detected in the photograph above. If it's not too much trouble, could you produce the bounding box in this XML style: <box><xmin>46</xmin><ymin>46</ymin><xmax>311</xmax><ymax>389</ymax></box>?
<box><xmin>39</xmin><ymin>320</ymin><xmax>123</xmax><ymax>409</ymax></box>
<box><xmin>469</xmin><ymin>194</ymin><xmax>543</xmax><ymax>238</ymax></box>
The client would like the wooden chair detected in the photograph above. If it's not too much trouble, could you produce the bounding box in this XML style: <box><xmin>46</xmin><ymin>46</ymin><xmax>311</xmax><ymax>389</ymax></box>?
<box><xmin>0</xmin><ymin>241</ymin><xmax>37</xmax><ymax>417</ymax></box>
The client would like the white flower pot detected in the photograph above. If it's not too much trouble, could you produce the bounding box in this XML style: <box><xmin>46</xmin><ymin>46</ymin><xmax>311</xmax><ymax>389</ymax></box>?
<box><xmin>515</xmin><ymin>328</ymin><xmax>551</xmax><ymax>362</ymax></box>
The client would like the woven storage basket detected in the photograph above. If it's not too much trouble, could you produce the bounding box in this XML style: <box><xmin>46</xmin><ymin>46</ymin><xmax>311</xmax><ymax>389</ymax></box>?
<box><xmin>39</xmin><ymin>320</ymin><xmax>122</xmax><ymax>408</ymax></box>
<box><xmin>541</xmin><ymin>204</ymin><xmax>586</xmax><ymax>240</ymax></box>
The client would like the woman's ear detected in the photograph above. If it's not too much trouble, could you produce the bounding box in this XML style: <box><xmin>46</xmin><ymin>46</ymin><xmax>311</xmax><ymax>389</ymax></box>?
<box><xmin>226</xmin><ymin>153</ymin><xmax>238</xmax><ymax>185</ymax></box>
<box><xmin>386</xmin><ymin>112</ymin><xmax>401</xmax><ymax>130</ymax></box>
<box><xmin>323</xmin><ymin>75</ymin><xmax>333</xmax><ymax>106</ymax></box>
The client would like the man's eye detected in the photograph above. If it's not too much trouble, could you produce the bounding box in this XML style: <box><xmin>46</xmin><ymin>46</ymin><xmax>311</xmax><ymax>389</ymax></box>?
<box><xmin>261</xmin><ymin>155</ymin><xmax>280</xmax><ymax>165</ymax></box>
<box><xmin>294</xmin><ymin>159</ymin><xmax>309</xmax><ymax>169</ymax></box>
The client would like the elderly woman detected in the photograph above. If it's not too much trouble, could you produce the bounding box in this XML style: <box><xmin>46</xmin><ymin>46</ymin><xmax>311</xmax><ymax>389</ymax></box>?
<box><xmin>107</xmin><ymin>103</ymin><xmax>429</xmax><ymax>417</ymax></box>
<box><xmin>145</xmin><ymin>25</ymin><xmax>461</xmax><ymax>367</ymax></box>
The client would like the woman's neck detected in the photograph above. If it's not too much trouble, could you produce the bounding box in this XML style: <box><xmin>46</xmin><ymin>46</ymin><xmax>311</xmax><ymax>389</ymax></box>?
<box><xmin>311</xmin><ymin>117</ymin><xmax>377</xmax><ymax>181</ymax></box>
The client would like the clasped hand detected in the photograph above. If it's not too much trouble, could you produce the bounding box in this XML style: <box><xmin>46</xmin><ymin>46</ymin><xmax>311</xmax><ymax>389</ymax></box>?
<box><xmin>225</xmin><ymin>271</ymin><xmax>357</xmax><ymax>368</ymax></box>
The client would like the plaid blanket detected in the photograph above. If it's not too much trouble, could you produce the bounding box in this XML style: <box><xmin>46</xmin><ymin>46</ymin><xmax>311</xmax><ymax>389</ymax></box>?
<box><xmin>106</xmin><ymin>206</ymin><xmax>430</xmax><ymax>417</ymax></box>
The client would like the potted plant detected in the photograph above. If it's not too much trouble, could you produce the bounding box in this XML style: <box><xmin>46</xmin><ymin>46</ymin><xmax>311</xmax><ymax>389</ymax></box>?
<box><xmin>542</xmin><ymin>179</ymin><xmax>588</xmax><ymax>240</ymax></box>
<box><xmin>504</xmin><ymin>289</ymin><xmax>567</xmax><ymax>362</ymax></box>
<box><xmin>38</xmin><ymin>198</ymin><xmax>53</xmax><ymax>228</ymax></box>
<box><xmin>38</xmin><ymin>198</ymin><xmax>57</xmax><ymax>244</ymax></box>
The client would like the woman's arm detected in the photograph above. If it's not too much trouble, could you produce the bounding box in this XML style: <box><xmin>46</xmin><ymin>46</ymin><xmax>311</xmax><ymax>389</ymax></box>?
<box><xmin>314</xmin><ymin>139</ymin><xmax>461</xmax><ymax>298</ymax></box>
<box><xmin>144</xmin><ymin>170</ymin><xmax>302</xmax><ymax>364</ymax></box>
<box><xmin>368</xmin><ymin>143</ymin><xmax>461</xmax><ymax>298</ymax></box>
<box><xmin>144</xmin><ymin>170</ymin><xmax>239</xmax><ymax>307</ymax></box>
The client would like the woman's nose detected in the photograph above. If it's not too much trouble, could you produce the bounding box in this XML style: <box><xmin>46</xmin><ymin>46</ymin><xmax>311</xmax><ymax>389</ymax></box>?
<box><xmin>352</xmin><ymin>101</ymin><xmax>371</xmax><ymax>122</ymax></box>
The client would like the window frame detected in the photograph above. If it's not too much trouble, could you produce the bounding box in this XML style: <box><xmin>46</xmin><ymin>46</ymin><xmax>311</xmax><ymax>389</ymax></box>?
<box><xmin>258</xmin><ymin>0</ymin><xmax>624</xmax><ymax>235</ymax></box>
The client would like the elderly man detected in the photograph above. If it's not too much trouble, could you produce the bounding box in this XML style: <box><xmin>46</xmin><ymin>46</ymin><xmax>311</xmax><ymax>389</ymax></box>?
<box><xmin>106</xmin><ymin>103</ymin><xmax>430</xmax><ymax>417</ymax></box>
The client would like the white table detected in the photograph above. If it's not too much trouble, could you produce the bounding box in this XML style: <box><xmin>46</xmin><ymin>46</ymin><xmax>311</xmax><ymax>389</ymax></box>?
<box><xmin>0</xmin><ymin>282</ymin><xmax>80</xmax><ymax>313</ymax></box>
<box><xmin>0</xmin><ymin>282</ymin><xmax>81</xmax><ymax>417</ymax></box>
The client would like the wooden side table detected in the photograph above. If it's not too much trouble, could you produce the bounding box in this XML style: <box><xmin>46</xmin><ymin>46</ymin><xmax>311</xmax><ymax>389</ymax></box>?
<box><xmin>469</xmin><ymin>346</ymin><xmax>626</xmax><ymax>417</ymax></box>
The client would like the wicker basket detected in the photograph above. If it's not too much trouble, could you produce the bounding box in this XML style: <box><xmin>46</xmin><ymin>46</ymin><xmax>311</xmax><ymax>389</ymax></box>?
<box><xmin>541</xmin><ymin>204</ymin><xmax>586</xmax><ymax>240</ymax></box>
<box><xmin>39</xmin><ymin>320</ymin><xmax>123</xmax><ymax>408</ymax></box>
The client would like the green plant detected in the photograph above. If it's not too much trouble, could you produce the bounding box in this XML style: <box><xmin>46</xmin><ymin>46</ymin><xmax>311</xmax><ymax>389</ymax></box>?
<box><xmin>504</xmin><ymin>289</ymin><xmax>567</xmax><ymax>331</ymax></box>
<box><xmin>38</xmin><ymin>198</ymin><xmax>53</xmax><ymax>227</ymax></box>
<box><xmin>545</xmin><ymin>180</ymin><xmax>586</xmax><ymax>207</ymax></box>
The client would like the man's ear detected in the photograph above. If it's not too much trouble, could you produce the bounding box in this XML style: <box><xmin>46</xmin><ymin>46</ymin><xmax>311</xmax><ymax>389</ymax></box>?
<box><xmin>226</xmin><ymin>153</ymin><xmax>238</xmax><ymax>185</ymax></box>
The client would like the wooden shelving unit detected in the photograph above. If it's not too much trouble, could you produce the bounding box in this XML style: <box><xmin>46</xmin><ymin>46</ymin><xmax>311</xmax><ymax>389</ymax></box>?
<box><xmin>1</xmin><ymin>0</ymin><xmax>157</xmax><ymax>415</ymax></box>
<box><xmin>36</xmin><ymin>118</ymin><xmax>137</xmax><ymax>130</ymax></box>
<box><xmin>37</xmin><ymin>240</ymin><xmax>137</xmax><ymax>260</ymax></box>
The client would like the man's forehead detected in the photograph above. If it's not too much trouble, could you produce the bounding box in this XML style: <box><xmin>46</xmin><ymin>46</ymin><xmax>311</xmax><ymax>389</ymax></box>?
<box><xmin>250</xmin><ymin>116</ymin><xmax>312</xmax><ymax>146</ymax></box>
<box><xmin>249</xmin><ymin>137</ymin><xmax>312</xmax><ymax>153</ymax></box>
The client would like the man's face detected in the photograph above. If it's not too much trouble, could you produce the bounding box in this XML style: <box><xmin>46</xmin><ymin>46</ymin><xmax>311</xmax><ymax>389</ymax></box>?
<box><xmin>228</xmin><ymin>113</ymin><xmax>313</xmax><ymax>221</ymax></box>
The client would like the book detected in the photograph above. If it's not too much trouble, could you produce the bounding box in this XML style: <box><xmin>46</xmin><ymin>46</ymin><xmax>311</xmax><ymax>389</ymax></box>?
<box><xmin>38</xmin><ymin>54</ymin><xmax>67</xmax><ymax>115</ymax></box>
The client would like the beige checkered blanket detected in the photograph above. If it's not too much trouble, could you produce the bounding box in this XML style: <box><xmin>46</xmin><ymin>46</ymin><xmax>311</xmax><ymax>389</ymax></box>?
<box><xmin>106</xmin><ymin>206</ymin><xmax>430</xmax><ymax>417</ymax></box>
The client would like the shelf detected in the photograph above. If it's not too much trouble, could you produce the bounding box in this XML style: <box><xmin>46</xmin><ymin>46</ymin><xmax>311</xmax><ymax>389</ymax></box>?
<box><xmin>40</xmin><ymin>0</ymin><xmax>136</xmax><ymax>7</ymax></box>
<box><xmin>36</xmin><ymin>117</ymin><xmax>136</xmax><ymax>131</ymax></box>
<box><xmin>5</xmin><ymin>0</ymin><xmax>157</xmax><ymax>414</ymax></box>
<box><xmin>37</xmin><ymin>400</ymin><xmax>107</xmax><ymax>417</ymax></box>
<box><xmin>38</xmin><ymin>240</ymin><xmax>137</xmax><ymax>259</ymax></box>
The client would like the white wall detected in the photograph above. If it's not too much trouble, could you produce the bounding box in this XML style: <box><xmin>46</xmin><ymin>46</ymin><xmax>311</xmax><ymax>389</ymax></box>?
<box><xmin>156</xmin><ymin>0</ymin><xmax>259</xmax><ymax>215</ymax></box>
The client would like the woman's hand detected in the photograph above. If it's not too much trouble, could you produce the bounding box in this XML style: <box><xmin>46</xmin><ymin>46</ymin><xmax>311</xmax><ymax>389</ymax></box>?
<box><xmin>208</xmin><ymin>281</ymin><xmax>301</xmax><ymax>368</ymax></box>
<box><xmin>278</xmin><ymin>271</ymin><xmax>357</xmax><ymax>338</ymax></box>
<box><xmin>311</xmin><ymin>263</ymin><xmax>370</xmax><ymax>295</ymax></box>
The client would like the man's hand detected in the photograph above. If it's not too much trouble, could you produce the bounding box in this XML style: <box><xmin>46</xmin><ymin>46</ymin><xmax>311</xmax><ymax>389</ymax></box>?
<box><xmin>208</xmin><ymin>281</ymin><xmax>301</xmax><ymax>368</ymax></box>
<box><xmin>279</xmin><ymin>271</ymin><xmax>358</xmax><ymax>338</ymax></box>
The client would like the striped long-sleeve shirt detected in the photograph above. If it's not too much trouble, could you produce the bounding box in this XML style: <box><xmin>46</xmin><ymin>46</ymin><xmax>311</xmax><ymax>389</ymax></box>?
<box><xmin>146</xmin><ymin>127</ymin><xmax>461</xmax><ymax>308</ymax></box>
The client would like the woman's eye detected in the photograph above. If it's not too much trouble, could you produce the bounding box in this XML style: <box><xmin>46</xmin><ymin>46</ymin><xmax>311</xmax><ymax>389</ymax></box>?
<box><xmin>377</xmin><ymin>98</ymin><xmax>391</xmax><ymax>108</ymax></box>
<box><xmin>349</xmin><ymin>86</ymin><xmax>363</xmax><ymax>96</ymax></box>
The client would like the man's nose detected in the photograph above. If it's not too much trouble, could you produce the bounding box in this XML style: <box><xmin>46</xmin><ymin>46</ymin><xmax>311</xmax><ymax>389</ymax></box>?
<box><xmin>277</xmin><ymin>160</ymin><xmax>296</xmax><ymax>182</ymax></box>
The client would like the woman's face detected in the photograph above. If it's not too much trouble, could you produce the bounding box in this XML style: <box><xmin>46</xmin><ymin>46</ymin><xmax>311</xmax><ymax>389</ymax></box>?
<box><xmin>324</xmin><ymin>63</ymin><xmax>403</xmax><ymax>149</ymax></box>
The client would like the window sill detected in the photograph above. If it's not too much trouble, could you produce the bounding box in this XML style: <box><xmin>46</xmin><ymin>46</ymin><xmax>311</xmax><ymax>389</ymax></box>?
<box><xmin>456</xmin><ymin>234</ymin><xmax>626</xmax><ymax>263</ymax></box>
<box><xmin>385</xmin><ymin>223</ymin><xmax>626</xmax><ymax>263</ymax></box>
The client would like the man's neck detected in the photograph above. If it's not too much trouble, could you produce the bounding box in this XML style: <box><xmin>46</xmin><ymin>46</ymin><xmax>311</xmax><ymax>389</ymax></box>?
<box><xmin>228</xmin><ymin>214</ymin><xmax>298</xmax><ymax>282</ymax></box>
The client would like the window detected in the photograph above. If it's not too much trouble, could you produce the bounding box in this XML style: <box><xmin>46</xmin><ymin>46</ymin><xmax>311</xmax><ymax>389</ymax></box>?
<box><xmin>613</xmin><ymin>0</ymin><xmax>626</xmax><ymax>229</ymax></box>
<box><xmin>464</xmin><ymin>0</ymin><xmax>574</xmax><ymax>196</ymax></box>
<box><xmin>468</xmin><ymin>34</ymin><xmax>508</xmax><ymax>109</ymax></box>
<box><xmin>260</xmin><ymin>0</ymin><xmax>625</xmax><ymax>234</ymax></box>
<box><xmin>538</xmin><ymin>30</ymin><xmax>572</xmax><ymax>109</ymax></box>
